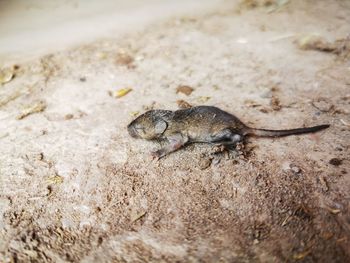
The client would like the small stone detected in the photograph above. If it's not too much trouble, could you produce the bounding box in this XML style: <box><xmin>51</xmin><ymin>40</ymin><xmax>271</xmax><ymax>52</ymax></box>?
<box><xmin>289</xmin><ymin>164</ymin><xmax>301</xmax><ymax>174</ymax></box>
<box><xmin>199</xmin><ymin>157</ymin><xmax>212</xmax><ymax>170</ymax></box>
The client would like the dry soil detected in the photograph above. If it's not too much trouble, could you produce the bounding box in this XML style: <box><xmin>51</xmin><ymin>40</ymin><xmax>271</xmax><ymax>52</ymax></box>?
<box><xmin>0</xmin><ymin>0</ymin><xmax>350</xmax><ymax>262</ymax></box>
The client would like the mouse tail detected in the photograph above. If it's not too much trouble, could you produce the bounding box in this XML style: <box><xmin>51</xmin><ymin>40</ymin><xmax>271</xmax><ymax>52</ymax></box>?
<box><xmin>245</xmin><ymin>124</ymin><xmax>329</xmax><ymax>137</ymax></box>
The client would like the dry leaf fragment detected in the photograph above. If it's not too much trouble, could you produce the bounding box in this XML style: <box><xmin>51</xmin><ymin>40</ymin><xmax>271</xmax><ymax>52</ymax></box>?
<box><xmin>176</xmin><ymin>85</ymin><xmax>194</xmax><ymax>96</ymax></box>
<box><xmin>17</xmin><ymin>101</ymin><xmax>47</xmax><ymax>120</ymax></box>
<box><xmin>109</xmin><ymin>88</ymin><xmax>132</xmax><ymax>98</ymax></box>
<box><xmin>47</xmin><ymin>175</ymin><xmax>63</xmax><ymax>185</ymax></box>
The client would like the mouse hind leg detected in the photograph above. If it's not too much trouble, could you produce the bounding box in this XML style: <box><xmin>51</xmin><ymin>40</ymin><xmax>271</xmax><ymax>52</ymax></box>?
<box><xmin>209</xmin><ymin>129</ymin><xmax>244</xmax><ymax>159</ymax></box>
<box><xmin>210</xmin><ymin>128</ymin><xmax>243</xmax><ymax>146</ymax></box>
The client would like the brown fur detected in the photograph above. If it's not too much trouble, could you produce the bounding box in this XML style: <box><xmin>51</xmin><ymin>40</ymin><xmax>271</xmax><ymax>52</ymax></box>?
<box><xmin>127</xmin><ymin>106</ymin><xmax>329</xmax><ymax>159</ymax></box>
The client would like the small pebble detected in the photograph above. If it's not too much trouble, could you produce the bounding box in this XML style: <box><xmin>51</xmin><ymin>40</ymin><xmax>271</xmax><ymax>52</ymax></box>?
<box><xmin>199</xmin><ymin>157</ymin><xmax>212</xmax><ymax>170</ymax></box>
<box><xmin>290</xmin><ymin>164</ymin><xmax>301</xmax><ymax>174</ymax></box>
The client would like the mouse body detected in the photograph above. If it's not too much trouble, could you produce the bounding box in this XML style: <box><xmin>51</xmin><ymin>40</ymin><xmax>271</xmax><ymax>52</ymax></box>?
<box><xmin>127</xmin><ymin>106</ymin><xmax>329</xmax><ymax>159</ymax></box>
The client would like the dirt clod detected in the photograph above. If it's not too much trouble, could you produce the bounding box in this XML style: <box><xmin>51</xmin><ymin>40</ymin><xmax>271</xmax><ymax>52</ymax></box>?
<box><xmin>176</xmin><ymin>99</ymin><xmax>192</xmax><ymax>109</ymax></box>
<box><xmin>176</xmin><ymin>85</ymin><xmax>194</xmax><ymax>96</ymax></box>
<box><xmin>329</xmin><ymin>158</ymin><xmax>342</xmax><ymax>166</ymax></box>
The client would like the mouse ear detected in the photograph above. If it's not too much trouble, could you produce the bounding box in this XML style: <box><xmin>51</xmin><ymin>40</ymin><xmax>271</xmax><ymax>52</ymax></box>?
<box><xmin>154</xmin><ymin>119</ymin><xmax>167</xmax><ymax>134</ymax></box>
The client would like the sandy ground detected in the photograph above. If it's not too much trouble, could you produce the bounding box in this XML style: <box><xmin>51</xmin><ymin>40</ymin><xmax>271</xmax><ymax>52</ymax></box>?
<box><xmin>1</xmin><ymin>0</ymin><xmax>350</xmax><ymax>262</ymax></box>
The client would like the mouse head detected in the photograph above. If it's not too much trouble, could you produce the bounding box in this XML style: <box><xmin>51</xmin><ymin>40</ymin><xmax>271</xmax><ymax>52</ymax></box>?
<box><xmin>127</xmin><ymin>110</ymin><xmax>172</xmax><ymax>140</ymax></box>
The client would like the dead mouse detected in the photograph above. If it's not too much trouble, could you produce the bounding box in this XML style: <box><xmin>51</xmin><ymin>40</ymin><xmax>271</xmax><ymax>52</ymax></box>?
<box><xmin>127</xmin><ymin>106</ymin><xmax>329</xmax><ymax>159</ymax></box>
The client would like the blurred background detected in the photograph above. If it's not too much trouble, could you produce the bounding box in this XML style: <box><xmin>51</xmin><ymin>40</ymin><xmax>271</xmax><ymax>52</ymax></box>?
<box><xmin>0</xmin><ymin>0</ymin><xmax>221</xmax><ymax>62</ymax></box>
